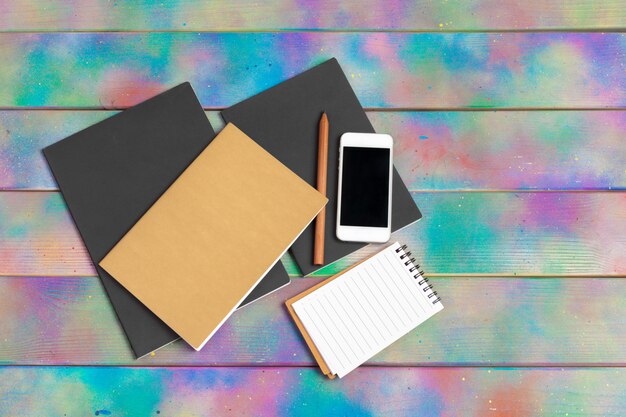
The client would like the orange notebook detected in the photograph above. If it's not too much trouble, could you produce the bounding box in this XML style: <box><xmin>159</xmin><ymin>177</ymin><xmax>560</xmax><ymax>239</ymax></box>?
<box><xmin>101</xmin><ymin>123</ymin><xmax>327</xmax><ymax>350</ymax></box>
<box><xmin>287</xmin><ymin>242</ymin><xmax>443</xmax><ymax>378</ymax></box>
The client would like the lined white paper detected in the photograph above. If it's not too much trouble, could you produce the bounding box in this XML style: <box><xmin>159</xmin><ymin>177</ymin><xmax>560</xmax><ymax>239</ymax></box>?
<box><xmin>292</xmin><ymin>242</ymin><xmax>443</xmax><ymax>378</ymax></box>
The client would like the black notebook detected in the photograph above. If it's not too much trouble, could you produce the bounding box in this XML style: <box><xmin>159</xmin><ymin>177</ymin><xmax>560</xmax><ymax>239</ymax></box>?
<box><xmin>222</xmin><ymin>59</ymin><xmax>422</xmax><ymax>275</ymax></box>
<box><xmin>43</xmin><ymin>83</ymin><xmax>290</xmax><ymax>357</ymax></box>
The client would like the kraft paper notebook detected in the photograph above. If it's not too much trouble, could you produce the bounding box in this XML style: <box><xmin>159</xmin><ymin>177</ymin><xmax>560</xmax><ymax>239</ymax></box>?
<box><xmin>43</xmin><ymin>83</ymin><xmax>291</xmax><ymax>358</ymax></box>
<box><xmin>286</xmin><ymin>242</ymin><xmax>443</xmax><ymax>379</ymax></box>
<box><xmin>222</xmin><ymin>58</ymin><xmax>422</xmax><ymax>275</ymax></box>
<box><xmin>100</xmin><ymin>124</ymin><xmax>328</xmax><ymax>351</ymax></box>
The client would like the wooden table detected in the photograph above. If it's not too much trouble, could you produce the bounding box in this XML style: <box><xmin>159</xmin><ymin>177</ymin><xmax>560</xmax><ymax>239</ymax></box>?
<box><xmin>1</xmin><ymin>2</ymin><xmax>625</xmax><ymax>415</ymax></box>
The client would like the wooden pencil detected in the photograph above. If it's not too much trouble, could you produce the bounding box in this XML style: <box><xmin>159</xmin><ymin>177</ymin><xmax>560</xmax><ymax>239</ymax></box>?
<box><xmin>314</xmin><ymin>112</ymin><xmax>329</xmax><ymax>265</ymax></box>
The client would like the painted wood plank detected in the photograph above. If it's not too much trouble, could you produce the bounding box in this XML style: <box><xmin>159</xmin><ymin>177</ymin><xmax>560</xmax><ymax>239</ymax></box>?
<box><xmin>2</xmin><ymin>110</ymin><xmax>625</xmax><ymax>191</ymax></box>
<box><xmin>1</xmin><ymin>276</ymin><xmax>625</xmax><ymax>365</ymax></box>
<box><xmin>1</xmin><ymin>366</ymin><xmax>625</xmax><ymax>416</ymax></box>
<box><xmin>1</xmin><ymin>191</ymin><xmax>624</xmax><ymax>277</ymax></box>
<box><xmin>1</xmin><ymin>0</ymin><xmax>624</xmax><ymax>31</ymax></box>
<box><xmin>1</xmin><ymin>33</ymin><xmax>624</xmax><ymax>109</ymax></box>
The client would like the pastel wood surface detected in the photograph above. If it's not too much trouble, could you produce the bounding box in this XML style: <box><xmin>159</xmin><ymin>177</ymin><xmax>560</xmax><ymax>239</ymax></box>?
<box><xmin>1</xmin><ymin>0</ymin><xmax>624</xmax><ymax>31</ymax></box>
<box><xmin>2</xmin><ymin>3</ymin><xmax>625</xmax><ymax>414</ymax></box>
<box><xmin>2</xmin><ymin>191</ymin><xmax>624</xmax><ymax>277</ymax></box>
<box><xmin>2</xmin><ymin>366</ymin><xmax>625</xmax><ymax>417</ymax></box>
<box><xmin>1</xmin><ymin>33</ymin><xmax>624</xmax><ymax>109</ymax></box>
<box><xmin>1</xmin><ymin>276</ymin><xmax>625</xmax><ymax>366</ymax></box>
<box><xmin>2</xmin><ymin>110</ymin><xmax>625</xmax><ymax>191</ymax></box>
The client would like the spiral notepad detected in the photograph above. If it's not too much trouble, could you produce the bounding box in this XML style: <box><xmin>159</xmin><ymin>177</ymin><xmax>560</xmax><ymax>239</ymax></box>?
<box><xmin>286</xmin><ymin>242</ymin><xmax>443</xmax><ymax>378</ymax></box>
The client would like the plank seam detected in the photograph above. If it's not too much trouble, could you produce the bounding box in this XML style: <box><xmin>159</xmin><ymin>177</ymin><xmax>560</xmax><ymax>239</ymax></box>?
<box><xmin>2</xmin><ymin>364</ymin><xmax>626</xmax><ymax>369</ymax></box>
<box><xmin>1</xmin><ymin>28</ymin><xmax>625</xmax><ymax>34</ymax></box>
<box><xmin>2</xmin><ymin>274</ymin><xmax>625</xmax><ymax>278</ymax></box>
<box><xmin>0</xmin><ymin>107</ymin><xmax>625</xmax><ymax>112</ymax></box>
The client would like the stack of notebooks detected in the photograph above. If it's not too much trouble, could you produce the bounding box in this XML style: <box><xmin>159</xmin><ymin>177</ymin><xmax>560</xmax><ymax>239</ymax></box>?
<box><xmin>44</xmin><ymin>58</ymin><xmax>440</xmax><ymax>376</ymax></box>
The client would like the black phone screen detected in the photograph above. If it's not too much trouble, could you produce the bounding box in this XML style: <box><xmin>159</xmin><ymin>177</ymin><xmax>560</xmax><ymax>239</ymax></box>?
<box><xmin>339</xmin><ymin>146</ymin><xmax>390</xmax><ymax>227</ymax></box>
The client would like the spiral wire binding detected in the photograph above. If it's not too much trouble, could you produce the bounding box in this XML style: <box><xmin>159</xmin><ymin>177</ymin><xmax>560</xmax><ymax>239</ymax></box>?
<box><xmin>395</xmin><ymin>244</ymin><xmax>441</xmax><ymax>304</ymax></box>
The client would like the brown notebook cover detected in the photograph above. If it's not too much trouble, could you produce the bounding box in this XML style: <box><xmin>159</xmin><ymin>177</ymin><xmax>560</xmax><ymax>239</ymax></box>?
<box><xmin>100</xmin><ymin>123</ymin><xmax>327</xmax><ymax>350</ymax></box>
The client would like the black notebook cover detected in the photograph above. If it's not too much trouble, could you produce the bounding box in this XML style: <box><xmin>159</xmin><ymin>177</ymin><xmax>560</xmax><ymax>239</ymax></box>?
<box><xmin>43</xmin><ymin>83</ymin><xmax>290</xmax><ymax>357</ymax></box>
<box><xmin>222</xmin><ymin>58</ymin><xmax>422</xmax><ymax>275</ymax></box>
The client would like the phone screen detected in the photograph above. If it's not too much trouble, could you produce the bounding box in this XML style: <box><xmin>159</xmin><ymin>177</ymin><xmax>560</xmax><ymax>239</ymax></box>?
<box><xmin>340</xmin><ymin>146</ymin><xmax>390</xmax><ymax>227</ymax></box>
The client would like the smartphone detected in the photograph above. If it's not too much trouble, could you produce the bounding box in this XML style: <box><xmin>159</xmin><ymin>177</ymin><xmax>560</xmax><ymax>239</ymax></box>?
<box><xmin>336</xmin><ymin>132</ymin><xmax>393</xmax><ymax>243</ymax></box>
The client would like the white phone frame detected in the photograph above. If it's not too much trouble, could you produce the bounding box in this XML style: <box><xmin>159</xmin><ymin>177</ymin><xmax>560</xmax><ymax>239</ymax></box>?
<box><xmin>336</xmin><ymin>132</ymin><xmax>393</xmax><ymax>243</ymax></box>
